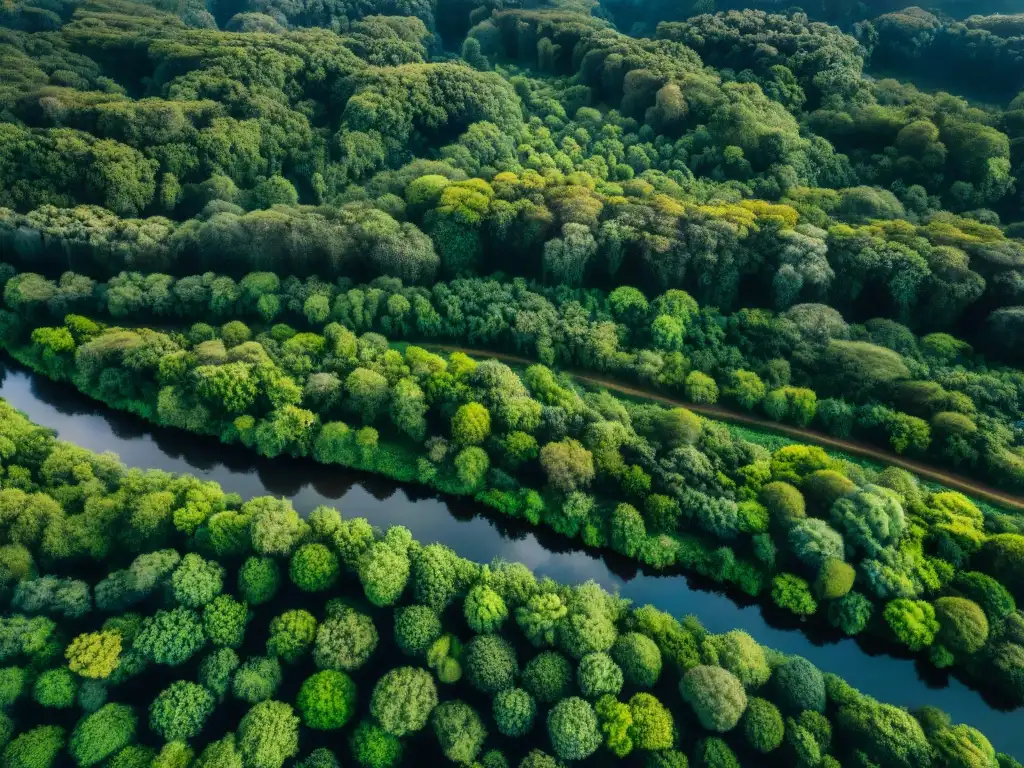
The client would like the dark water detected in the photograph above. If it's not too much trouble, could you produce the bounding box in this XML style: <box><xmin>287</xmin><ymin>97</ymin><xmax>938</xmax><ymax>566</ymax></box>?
<box><xmin>1</xmin><ymin>364</ymin><xmax>1020</xmax><ymax>758</ymax></box>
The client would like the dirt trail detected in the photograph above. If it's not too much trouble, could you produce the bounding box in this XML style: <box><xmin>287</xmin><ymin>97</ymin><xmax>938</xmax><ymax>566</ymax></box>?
<box><xmin>427</xmin><ymin>344</ymin><xmax>1024</xmax><ymax>511</ymax></box>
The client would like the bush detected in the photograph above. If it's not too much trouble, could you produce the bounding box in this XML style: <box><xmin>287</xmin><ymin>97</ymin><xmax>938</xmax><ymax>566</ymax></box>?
<box><xmin>933</xmin><ymin>596</ymin><xmax>989</xmax><ymax>654</ymax></box>
<box><xmin>432</xmin><ymin>700</ymin><xmax>487</xmax><ymax>764</ymax></box>
<box><xmin>237</xmin><ymin>700</ymin><xmax>300</xmax><ymax>768</ymax></box>
<box><xmin>238</xmin><ymin>557</ymin><xmax>280</xmax><ymax>604</ymax></box>
<box><xmin>350</xmin><ymin>721</ymin><xmax>403</xmax><ymax>768</ymax></box>
<box><xmin>314</xmin><ymin>608</ymin><xmax>378</xmax><ymax>671</ymax></box>
<box><xmin>522</xmin><ymin>651</ymin><xmax>573</xmax><ymax>704</ymax></box>
<box><xmin>370</xmin><ymin>667</ymin><xmax>437</xmax><ymax>737</ymax></box>
<box><xmin>290</xmin><ymin>544</ymin><xmax>340</xmax><ymax>592</ymax></box>
<box><xmin>547</xmin><ymin>697</ymin><xmax>601</xmax><ymax>761</ymax></box>
<box><xmin>628</xmin><ymin>692</ymin><xmax>673</xmax><ymax>751</ymax></box>
<box><xmin>951</xmin><ymin>572</ymin><xmax>1016</xmax><ymax>622</ymax></box>
<box><xmin>466</xmin><ymin>635</ymin><xmax>518</xmax><ymax>694</ymax></box>
<box><xmin>493</xmin><ymin>688</ymin><xmax>536</xmax><ymax>737</ymax></box>
<box><xmin>267</xmin><ymin>610</ymin><xmax>317</xmax><ymax>663</ymax></box>
<box><xmin>612</xmin><ymin>632</ymin><xmax>662</xmax><ymax>688</ymax></box>
<box><xmin>814</xmin><ymin>559</ymin><xmax>855</xmax><ymax>600</ymax></box>
<box><xmin>760</xmin><ymin>482</ymin><xmax>805</xmax><ymax>524</ymax></box>
<box><xmin>883</xmin><ymin>599</ymin><xmax>939</xmax><ymax>651</ymax></box>
<box><xmin>741</xmin><ymin>697</ymin><xmax>784</xmax><ymax>753</ymax></box>
<box><xmin>297</xmin><ymin>671</ymin><xmax>357</xmax><ymax>730</ymax></box>
<box><xmin>69</xmin><ymin>703</ymin><xmax>137</xmax><ymax>767</ymax></box>
<box><xmin>577</xmin><ymin>652</ymin><xmax>624</xmax><ymax>699</ymax></box>
<box><xmin>33</xmin><ymin>667</ymin><xmax>76</xmax><ymax>709</ymax></box>
<box><xmin>149</xmin><ymin>681</ymin><xmax>215</xmax><ymax>741</ymax></box>
<box><xmin>771</xmin><ymin>656</ymin><xmax>825</xmax><ymax>714</ymax></box>
<box><xmin>679</xmin><ymin>666</ymin><xmax>747</xmax><ymax>732</ymax></box>
<box><xmin>394</xmin><ymin>606</ymin><xmax>442</xmax><ymax>657</ymax></box>
<box><xmin>981</xmin><ymin>535</ymin><xmax>1024</xmax><ymax>598</ymax></box>
<box><xmin>452</xmin><ymin>403</ymin><xmax>491</xmax><ymax>445</ymax></box>
<box><xmin>3</xmin><ymin>726</ymin><xmax>65</xmax><ymax>768</ymax></box>
<box><xmin>771</xmin><ymin>574</ymin><xmax>817</xmax><ymax>616</ymax></box>
<box><xmin>233</xmin><ymin>656</ymin><xmax>282</xmax><ymax>703</ymax></box>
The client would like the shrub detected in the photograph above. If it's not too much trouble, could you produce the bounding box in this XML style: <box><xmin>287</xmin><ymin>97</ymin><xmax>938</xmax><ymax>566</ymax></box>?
<box><xmin>33</xmin><ymin>667</ymin><xmax>76</xmax><ymax>709</ymax></box>
<box><xmin>547</xmin><ymin>697</ymin><xmax>601</xmax><ymax>761</ymax></box>
<box><xmin>612</xmin><ymin>632</ymin><xmax>662</xmax><ymax>688</ymax></box>
<box><xmin>267</xmin><ymin>610</ymin><xmax>316</xmax><ymax>663</ymax></box>
<box><xmin>466</xmin><ymin>635</ymin><xmax>518</xmax><ymax>694</ymax></box>
<box><xmin>771</xmin><ymin>656</ymin><xmax>825</xmax><ymax>714</ymax></box>
<box><xmin>149</xmin><ymin>681</ymin><xmax>215</xmax><ymax>741</ymax></box>
<box><xmin>522</xmin><ymin>651</ymin><xmax>573</xmax><ymax>704</ymax></box>
<box><xmin>760</xmin><ymin>482</ymin><xmax>805</xmax><ymax>524</ymax></box>
<box><xmin>933</xmin><ymin>596</ymin><xmax>989</xmax><ymax>654</ymax></box>
<box><xmin>69</xmin><ymin>703</ymin><xmax>136</xmax><ymax>767</ymax></box>
<box><xmin>290</xmin><ymin>544</ymin><xmax>340</xmax><ymax>592</ymax></box>
<box><xmin>238</xmin><ymin>557</ymin><xmax>280</xmax><ymax>604</ymax></box>
<box><xmin>679</xmin><ymin>666</ymin><xmax>747</xmax><ymax>732</ymax></box>
<box><xmin>349</xmin><ymin>721</ymin><xmax>402</xmax><ymax>768</ymax></box>
<box><xmin>452</xmin><ymin>403</ymin><xmax>491</xmax><ymax>445</ymax></box>
<box><xmin>981</xmin><ymin>534</ymin><xmax>1024</xmax><ymax>598</ymax></box>
<box><xmin>370</xmin><ymin>667</ymin><xmax>437</xmax><ymax>737</ymax></box>
<box><xmin>951</xmin><ymin>572</ymin><xmax>1016</xmax><ymax>622</ymax></box>
<box><xmin>815</xmin><ymin>559</ymin><xmax>856</xmax><ymax>600</ymax></box>
<box><xmin>432</xmin><ymin>700</ymin><xmax>487</xmax><ymax>764</ymax></box>
<box><xmin>577</xmin><ymin>652</ymin><xmax>624</xmax><ymax>699</ymax></box>
<box><xmin>237</xmin><ymin>700</ymin><xmax>300</xmax><ymax>768</ymax></box>
<box><xmin>493</xmin><ymin>688</ymin><xmax>536</xmax><ymax>737</ymax></box>
<box><xmin>394</xmin><ymin>606</ymin><xmax>442</xmax><ymax>657</ymax></box>
<box><xmin>314</xmin><ymin>608</ymin><xmax>378</xmax><ymax>671</ymax></box>
<box><xmin>297</xmin><ymin>671</ymin><xmax>357</xmax><ymax>730</ymax></box>
<box><xmin>741</xmin><ymin>697</ymin><xmax>783</xmax><ymax>753</ymax></box>
<box><xmin>628</xmin><ymin>693</ymin><xmax>673</xmax><ymax>751</ymax></box>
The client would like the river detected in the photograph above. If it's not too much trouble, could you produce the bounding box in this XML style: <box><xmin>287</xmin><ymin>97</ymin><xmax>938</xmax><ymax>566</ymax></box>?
<box><xmin>1</xmin><ymin>362</ymin><xmax>1019</xmax><ymax>758</ymax></box>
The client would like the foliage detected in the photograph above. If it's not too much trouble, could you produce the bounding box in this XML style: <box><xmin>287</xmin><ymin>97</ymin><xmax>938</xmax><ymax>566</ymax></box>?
<box><xmin>297</xmin><ymin>671</ymin><xmax>357</xmax><ymax>730</ymax></box>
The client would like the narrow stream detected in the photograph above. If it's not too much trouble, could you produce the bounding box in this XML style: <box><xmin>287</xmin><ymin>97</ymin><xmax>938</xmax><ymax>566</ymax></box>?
<box><xmin>1</xmin><ymin>362</ymin><xmax>1019</xmax><ymax>757</ymax></box>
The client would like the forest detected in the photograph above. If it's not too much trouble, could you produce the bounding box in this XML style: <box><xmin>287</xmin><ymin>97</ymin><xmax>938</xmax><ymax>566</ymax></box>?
<box><xmin>3</xmin><ymin>0</ymin><xmax>1024</xmax><ymax>764</ymax></box>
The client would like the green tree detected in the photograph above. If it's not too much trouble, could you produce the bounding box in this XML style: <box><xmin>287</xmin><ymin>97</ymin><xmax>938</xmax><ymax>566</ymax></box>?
<box><xmin>290</xmin><ymin>544</ymin><xmax>340</xmax><ymax>592</ymax></box>
<box><xmin>66</xmin><ymin>631</ymin><xmax>122</xmax><ymax>679</ymax></box>
<box><xmin>679</xmin><ymin>666</ymin><xmax>747</xmax><ymax>732</ymax></box>
<box><xmin>69</xmin><ymin>703</ymin><xmax>136</xmax><ymax>767</ymax></box>
<box><xmin>432</xmin><ymin>700</ymin><xmax>487</xmax><ymax>764</ymax></box>
<box><xmin>547</xmin><ymin>697</ymin><xmax>601</xmax><ymax>761</ymax></box>
<box><xmin>297</xmin><ymin>671</ymin><xmax>357</xmax><ymax>730</ymax></box>
<box><xmin>149</xmin><ymin>681</ymin><xmax>215</xmax><ymax>741</ymax></box>
<box><xmin>452</xmin><ymin>403</ymin><xmax>491</xmax><ymax>445</ymax></box>
<box><xmin>370</xmin><ymin>667</ymin><xmax>437</xmax><ymax>737</ymax></box>
<box><xmin>237</xmin><ymin>700</ymin><xmax>300</xmax><ymax>768</ymax></box>
<box><xmin>493</xmin><ymin>688</ymin><xmax>536</xmax><ymax>737</ymax></box>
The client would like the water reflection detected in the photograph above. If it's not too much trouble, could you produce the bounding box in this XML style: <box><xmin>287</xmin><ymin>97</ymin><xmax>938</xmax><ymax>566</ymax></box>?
<box><xmin>3</xmin><ymin>362</ymin><xmax>1021</xmax><ymax>758</ymax></box>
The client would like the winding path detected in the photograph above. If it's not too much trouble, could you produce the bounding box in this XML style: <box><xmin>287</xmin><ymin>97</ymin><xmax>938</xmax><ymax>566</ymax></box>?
<box><xmin>427</xmin><ymin>344</ymin><xmax>1024</xmax><ymax>511</ymax></box>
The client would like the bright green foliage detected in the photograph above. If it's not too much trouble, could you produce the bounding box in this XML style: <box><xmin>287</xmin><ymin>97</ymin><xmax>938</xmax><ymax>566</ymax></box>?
<box><xmin>267</xmin><ymin>610</ymin><xmax>316</xmax><ymax>663</ymax></box>
<box><xmin>199</xmin><ymin>648</ymin><xmax>239</xmax><ymax>700</ymax></box>
<box><xmin>595</xmin><ymin>695</ymin><xmax>633</xmax><ymax>757</ymax></box>
<box><xmin>934</xmin><ymin>597</ymin><xmax>989</xmax><ymax>654</ymax></box>
<box><xmin>314</xmin><ymin>608</ymin><xmax>378</xmax><ymax>671</ymax></box>
<box><xmin>836</xmin><ymin>699</ymin><xmax>933</xmax><ymax>768</ymax></box>
<box><xmin>3</xmin><ymin>726</ymin><xmax>65</xmax><ymax>768</ymax></box>
<box><xmin>628</xmin><ymin>692</ymin><xmax>674</xmax><ymax>751</ymax></box>
<box><xmin>33</xmin><ymin>667</ymin><xmax>76</xmax><ymax>709</ymax></box>
<box><xmin>432</xmin><ymin>700</ymin><xmax>487</xmax><ymax>764</ymax></box>
<box><xmin>711</xmin><ymin>631</ymin><xmax>768</xmax><ymax>689</ymax></box>
<box><xmin>194</xmin><ymin>733</ymin><xmax>243</xmax><ymax>768</ymax></box>
<box><xmin>65</xmin><ymin>631</ymin><xmax>122</xmax><ymax>679</ymax></box>
<box><xmin>297</xmin><ymin>671</ymin><xmax>357</xmax><ymax>730</ymax></box>
<box><xmin>370</xmin><ymin>667</ymin><xmax>438</xmax><ymax>737</ymax></box>
<box><xmin>135</xmin><ymin>608</ymin><xmax>205</xmax><ymax>666</ymax></box>
<box><xmin>828</xmin><ymin>591</ymin><xmax>874</xmax><ymax>635</ymax></box>
<box><xmin>771</xmin><ymin>656</ymin><xmax>825</xmax><ymax>714</ymax></box>
<box><xmin>493</xmin><ymin>688</ymin><xmax>536</xmax><ymax>737</ymax></box>
<box><xmin>296</xmin><ymin>748</ymin><xmax>339</xmax><ymax>768</ymax></box>
<box><xmin>611</xmin><ymin>632</ymin><xmax>662</xmax><ymax>688</ymax></box>
<box><xmin>170</xmin><ymin>553</ymin><xmax>225</xmax><ymax>608</ymax></box>
<box><xmin>237</xmin><ymin>700</ymin><xmax>300</xmax><ymax>768</ymax></box>
<box><xmin>931</xmin><ymin>724</ymin><xmax>998</xmax><ymax>768</ymax></box>
<box><xmin>771</xmin><ymin>574</ymin><xmax>818</xmax><ymax>616</ymax></box>
<box><xmin>577</xmin><ymin>652</ymin><xmax>624</xmax><ymax>698</ymax></box>
<box><xmin>815</xmin><ymin>559</ymin><xmax>856</xmax><ymax>600</ymax></box>
<box><xmin>884</xmin><ymin>599</ymin><xmax>939</xmax><ymax>651</ymax></box>
<box><xmin>0</xmin><ymin>667</ymin><xmax>26</xmax><ymax>708</ymax></box>
<box><xmin>695</xmin><ymin>738</ymin><xmax>739</xmax><ymax>768</ymax></box>
<box><xmin>680</xmin><ymin>666</ymin><xmax>747</xmax><ymax>732</ymax></box>
<box><xmin>69</xmin><ymin>703</ymin><xmax>136</xmax><ymax>767</ymax></box>
<box><xmin>466</xmin><ymin>635</ymin><xmax>518</xmax><ymax>694</ymax></box>
<box><xmin>547</xmin><ymin>697</ymin><xmax>601</xmax><ymax>761</ymax></box>
<box><xmin>149</xmin><ymin>681</ymin><xmax>215</xmax><ymax>741</ymax></box>
<box><xmin>465</xmin><ymin>584</ymin><xmax>508</xmax><ymax>633</ymax></box>
<box><xmin>394</xmin><ymin>605</ymin><xmax>442</xmax><ymax>657</ymax></box>
<box><xmin>951</xmin><ymin>572</ymin><xmax>1016</xmax><ymax>622</ymax></box>
<box><xmin>516</xmin><ymin>593</ymin><xmax>567</xmax><ymax>648</ymax></box>
<box><xmin>203</xmin><ymin>595</ymin><xmax>249</xmax><ymax>648</ymax></box>
<box><xmin>350</xmin><ymin>721</ymin><xmax>402</xmax><ymax>768</ymax></box>
<box><xmin>233</xmin><ymin>656</ymin><xmax>282</xmax><ymax>704</ymax></box>
<box><xmin>741</xmin><ymin>697</ymin><xmax>784</xmax><ymax>753</ymax></box>
<box><xmin>238</xmin><ymin>557</ymin><xmax>280</xmax><ymax>605</ymax></box>
<box><xmin>760</xmin><ymin>482</ymin><xmax>806</xmax><ymax>524</ymax></box>
<box><xmin>290</xmin><ymin>544</ymin><xmax>340</xmax><ymax>592</ymax></box>
<box><xmin>152</xmin><ymin>742</ymin><xmax>193</xmax><ymax>768</ymax></box>
<box><xmin>522</xmin><ymin>651</ymin><xmax>573</xmax><ymax>704</ymax></box>
<box><xmin>452</xmin><ymin>403</ymin><xmax>491</xmax><ymax>444</ymax></box>
<box><xmin>359</xmin><ymin>542</ymin><xmax>410</xmax><ymax>606</ymax></box>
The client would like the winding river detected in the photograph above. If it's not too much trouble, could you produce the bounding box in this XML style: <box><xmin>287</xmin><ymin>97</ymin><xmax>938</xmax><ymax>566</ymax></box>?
<box><xmin>1</xmin><ymin>361</ymin><xmax>1020</xmax><ymax>758</ymax></box>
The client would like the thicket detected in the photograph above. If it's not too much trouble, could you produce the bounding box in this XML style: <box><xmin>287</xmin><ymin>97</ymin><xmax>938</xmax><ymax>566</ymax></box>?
<box><xmin>5</xmin><ymin>265</ymin><xmax>1024</xmax><ymax>491</ymax></box>
<box><xmin>3</xmin><ymin>298</ymin><xmax>1024</xmax><ymax>701</ymax></box>
<box><xmin>0</xmin><ymin>398</ymin><xmax>1017</xmax><ymax>768</ymax></box>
